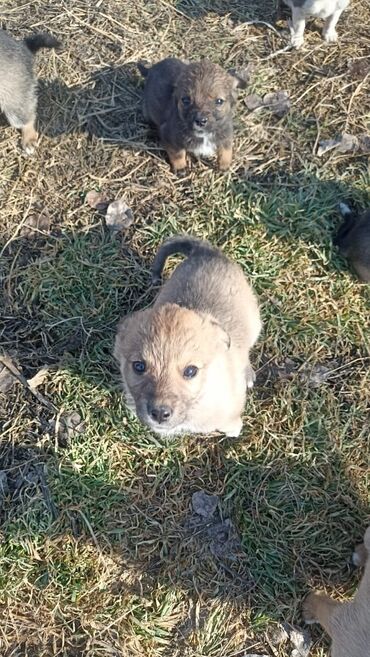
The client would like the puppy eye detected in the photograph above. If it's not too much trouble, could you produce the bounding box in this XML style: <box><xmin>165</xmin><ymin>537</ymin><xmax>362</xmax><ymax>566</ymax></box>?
<box><xmin>183</xmin><ymin>365</ymin><xmax>198</xmax><ymax>379</ymax></box>
<box><xmin>181</xmin><ymin>96</ymin><xmax>191</xmax><ymax>106</ymax></box>
<box><xmin>132</xmin><ymin>360</ymin><xmax>146</xmax><ymax>374</ymax></box>
<box><xmin>215</xmin><ymin>98</ymin><xmax>224</xmax><ymax>106</ymax></box>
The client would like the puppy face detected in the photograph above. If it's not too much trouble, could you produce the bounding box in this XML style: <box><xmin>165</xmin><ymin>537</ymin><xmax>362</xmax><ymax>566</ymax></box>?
<box><xmin>174</xmin><ymin>60</ymin><xmax>244</xmax><ymax>136</ymax></box>
<box><xmin>114</xmin><ymin>303</ymin><xmax>230</xmax><ymax>435</ymax></box>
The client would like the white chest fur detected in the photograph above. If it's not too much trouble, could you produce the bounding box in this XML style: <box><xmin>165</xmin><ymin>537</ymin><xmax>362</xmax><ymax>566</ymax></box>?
<box><xmin>190</xmin><ymin>134</ymin><xmax>217</xmax><ymax>158</ymax></box>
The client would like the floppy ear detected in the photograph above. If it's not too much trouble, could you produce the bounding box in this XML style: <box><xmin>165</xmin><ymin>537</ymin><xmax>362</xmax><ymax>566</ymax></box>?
<box><xmin>227</xmin><ymin>68</ymin><xmax>249</xmax><ymax>90</ymax></box>
<box><xmin>209</xmin><ymin>318</ymin><xmax>231</xmax><ymax>350</ymax></box>
<box><xmin>113</xmin><ymin>309</ymin><xmax>152</xmax><ymax>361</ymax></box>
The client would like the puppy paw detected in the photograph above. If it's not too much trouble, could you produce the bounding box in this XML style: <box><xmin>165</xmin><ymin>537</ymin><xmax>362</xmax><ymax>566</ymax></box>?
<box><xmin>246</xmin><ymin>366</ymin><xmax>256</xmax><ymax>389</ymax></box>
<box><xmin>323</xmin><ymin>28</ymin><xmax>338</xmax><ymax>43</ymax></box>
<box><xmin>224</xmin><ymin>418</ymin><xmax>243</xmax><ymax>438</ymax></box>
<box><xmin>175</xmin><ymin>167</ymin><xmax>188</xmax><ymax>178</ymax></box>
<box><xmin>291</xmin><ymin>34</ymin><xmax>304</xmax><ymax>48</ymax></box>
<box><xmin>23</xmin><ymin>142</ymin><xmax>36</xmax><ymax>156</ymax></box>
<box><xmin>352</xmin><ymin>542</ymin><xmax>367</xmax><ymax>568</ymax></box>
<box><xmin>302</xmin><ymin>593</ymin><xmax>319</xmax><ymax>624</ymax></box>
<box><xmin>217</xmin><ymin>160</ymin><xmax>231</xmax><ymax>173</ymax></box>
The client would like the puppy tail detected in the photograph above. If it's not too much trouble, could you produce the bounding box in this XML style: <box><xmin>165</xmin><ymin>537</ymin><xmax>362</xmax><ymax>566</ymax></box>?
<box><xmin>152</xmin><ymin>235</ymin><xmax>217</xmax><ymax>283</ymax></box>
<box><xmin>24</xmin><ymin>33</ymin><xmax>61</xmax><ymax>54</ymax></box>
<box><xmin>364</xmin><ymin>526</ymin><xmax>370</xmax><ymax>553</ymax></box>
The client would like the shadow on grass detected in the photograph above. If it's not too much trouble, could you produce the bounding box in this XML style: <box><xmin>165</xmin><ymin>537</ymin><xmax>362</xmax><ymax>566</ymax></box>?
<box><xmin>0</xmin><ymin>426</ymin><xmax>368</xmax><ymax>656</ymax></box>
<box><xmin>174</xmin><ymin>0</ymin><xmax>282</xmax><ymax>23</ymax></box>
<box><xmin>37</xmin><ymin>63</ymin><xmax>150</xmax><ymax>150</ymax></box>
<box><xmin>0</xmin><ymin>172</ymin><xmax>369</xmax><ymax>655</ymax></box>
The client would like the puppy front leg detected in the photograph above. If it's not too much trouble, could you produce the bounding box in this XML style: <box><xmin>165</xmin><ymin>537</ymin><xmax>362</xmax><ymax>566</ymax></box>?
<box><xmin>217</xmin><ymin>143</ymin><xmax>233</xmax><ymax>171</ymax></box>
<box><xmin>322</xmin><ymin>9</ymin><xmax>343</xmax><ymax>43</ymax></box>
<box><xmin>166</xmin><ymin>146</ymin><xmax>187</xmax><ymax>176</ymax></box>
<box><xmin>303</xmin><ymin>592</ymin><xmax>342</xmax><ymax>636</ymax></box>
<box><xmin>290</xmin><ymin>7</ymin><xmax>306</xmax><ymax>48</ymax></box>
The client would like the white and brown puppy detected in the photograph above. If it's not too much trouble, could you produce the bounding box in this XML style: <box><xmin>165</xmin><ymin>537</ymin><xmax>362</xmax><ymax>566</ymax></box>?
<box><xmin>114</xmin><ymin>236</ymin><xmax>261</xmax><ymax>437</ymax></box>
<box><xmin>0</xmin><ymin>30</ymin><xmax>60</xmax><ymax>153</ymax></box>
<box><xmin>283</xmin><ymin>0</ymin><xmax>350</xmax><ymax>48</ymax></box>
<box><xmin>138</xmin><ymin>58</ymin><xmax>247</xmax><ymax>175</ymax></box>
<box><xmin>303</xmin><ymin>526</ymin><xmax>370</xmax><ymax>657</ymax></box>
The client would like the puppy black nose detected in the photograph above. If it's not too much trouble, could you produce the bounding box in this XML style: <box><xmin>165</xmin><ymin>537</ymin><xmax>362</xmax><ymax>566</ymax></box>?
<box><xmin>194</xmin><ymin>114</ymin><xmax>208</xmax><ymax>127</ymax></box>
<box><xmin>149</xmin><ymin>404</ymin><xmax>172</xmax><ymax>424</ymax></box>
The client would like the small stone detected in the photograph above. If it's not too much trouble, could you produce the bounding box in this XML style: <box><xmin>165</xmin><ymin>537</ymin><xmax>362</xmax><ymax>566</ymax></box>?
<box><xmin>86</xmin><ymin>190</ymin><xmax>110</xmax><ymax>211</ymax></box>
<box><xmin>263</xmin><ymin>90</ymin><xmax>290</xmax><ymax>117</ymax></box>
<box><xmin>105</xmin><ymin>198</ymin><xmax>134</xmax><ymax>232</ymax></box>
<box><xmin>244</xmin><ymin>93</ymin><xmax>264</xmax><ymax>111</ymax></box>
<box><xmin>192</xmin><ymin>490</ymin><xmax>219</xmax><ymax>519</ymax></box>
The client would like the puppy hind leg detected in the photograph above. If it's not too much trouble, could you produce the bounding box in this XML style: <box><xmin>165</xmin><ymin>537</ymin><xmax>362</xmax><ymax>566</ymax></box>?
<box><xmin>303</xmin><ymin>592</ymin><xmax>342</xmax><ymax>636</ymax></box>
<box><xmin>290</xmin><ymin>7</ymin><xmax>306</xmax><ymax>48</ymax></box>
<box><xmin>4</xmin><ymin>102</ymin><xmax>38</xmax><ymax>155</ymax></box>
<box><xmin>322</xmin><ymin>10</ymin><xmax>343</xmax><ymax>43</ymax></box>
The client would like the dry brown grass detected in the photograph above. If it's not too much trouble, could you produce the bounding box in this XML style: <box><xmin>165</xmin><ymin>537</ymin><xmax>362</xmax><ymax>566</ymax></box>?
<box><xmin>0</xmin><ymin>1</ymin><xmax>369</xmax><ymax>656</ymax></box>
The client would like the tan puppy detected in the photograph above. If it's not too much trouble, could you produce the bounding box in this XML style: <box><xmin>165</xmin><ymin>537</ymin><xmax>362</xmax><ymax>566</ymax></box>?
<box><xmin>303</xmin><ymin>526</ymin><xmax>370</xmax><ymax>657</ymax></box>
<box><xmin>138</xmin><ymin>58</ymin><xmax>246</xmax><ymax>175</ymax></box>
<box><xmin>114</xmin><ymin>236</ymin><xmax>261</xmax><ymax>437</ymax></box>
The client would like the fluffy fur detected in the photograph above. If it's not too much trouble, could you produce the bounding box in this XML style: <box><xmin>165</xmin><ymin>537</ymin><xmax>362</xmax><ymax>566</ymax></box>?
<box><xmin>283</xmin><ymin>0</ymin><xmax>350</xmax><ymax>47</ymax></box>
<box><xmin>138</xmin><ymin>58</ymin><xmax>247</xmax><ymax>174</ymax></box>
<box><xmin>114</xmin><ymin>236</ymin><xmax>261</xmax><ymax>437</ymax></box>
<box><xmin>335</xmin><ymin>204</ymin><xmax>370</xmax><ymax>282</ymax></box>
<box><xmin>303</xmin><ymin>526</ymin><xmax>370</xmax><ymax>657</ymax></box>
<box><xmin>0</xmin><ymin>29</ymin><xmax>60</xmax><ymax>153</ymax></box>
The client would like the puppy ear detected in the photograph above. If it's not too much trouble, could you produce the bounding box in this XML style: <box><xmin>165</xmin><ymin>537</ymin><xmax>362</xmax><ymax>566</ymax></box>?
<box><xmin>114</xmin><ymin>309</ymin><xmax>152</xmax><ymax>361</ymax></box>
<box><xmin>227</xmin><ymin>68</ymin><xmax>248</xmax><ymax>90</ymax></box>
<box><xmin>209</xmin><ymin>319</ymin><xmax>231</xmax><ymax>350</ymax></box>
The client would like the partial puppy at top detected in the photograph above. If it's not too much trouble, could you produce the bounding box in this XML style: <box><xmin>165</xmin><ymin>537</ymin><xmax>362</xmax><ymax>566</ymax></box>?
<box><xmin>0</xmin><ymin>29</ymin><xmax>60</xmax><ymax>154</ymax></box>
<box><xmin>335</xmin><ymin>203</ymin><xmax>370</xmax><ymax>282</ymax></box>
<box><xmin>138</xmin><ymin>58</ymin><xmax>247</xmax><ymax>175</ymax></box>
<box><xmin>282</xmin><ymin>0</ymin><xmax>350</xmax><ymax>48</ymax></box>
<box><xmin>114</xmin><ymin>236</ymin><xmax>261</xmax><ymax>437</ymax></box>
<box><xmin>303</xmin><ymin>526</ymin><xmax>370</xmax><ymax>657</ymax></box>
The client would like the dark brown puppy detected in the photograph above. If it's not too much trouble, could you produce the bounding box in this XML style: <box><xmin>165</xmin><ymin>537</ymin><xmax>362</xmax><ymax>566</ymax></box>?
<box><xmin>335</xmin><ymin>203</ymin><xmax>370</xmax><ymax>282</ymax></box>
<box><xmin>138</xmin><ymin>58</ymin><xmax>246</xmax><ymax>174</ymax></box>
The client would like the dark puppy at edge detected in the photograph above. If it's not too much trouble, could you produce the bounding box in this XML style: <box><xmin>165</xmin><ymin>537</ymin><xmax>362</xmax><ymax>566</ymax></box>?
<box><xmin>335</xmin><ymin>203</ymin><xmax>370</xmax><ymax>282</ymax></box>
<box><xmin>0</xmin><ymin>29</ymin><xmax>60</xmax><ymax>154</ymax></box>
<box><xmin>138</xmin><ymin>58</ymin><xmax>247</xmax><ymax>175</ymax></box>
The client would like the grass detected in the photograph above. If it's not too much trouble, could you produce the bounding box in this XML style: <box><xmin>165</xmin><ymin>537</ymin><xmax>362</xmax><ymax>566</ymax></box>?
<box><xmin>0</xmin><ymin>0</ymin><xmax>369</xmax><ymax>656</ymax></box>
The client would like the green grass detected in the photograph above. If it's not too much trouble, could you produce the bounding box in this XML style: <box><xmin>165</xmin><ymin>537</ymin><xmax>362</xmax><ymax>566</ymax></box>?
<box><xmin>0</xmin><ymin>0</ymin><xmax>369</xmax><ymax>656</ymax></box>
